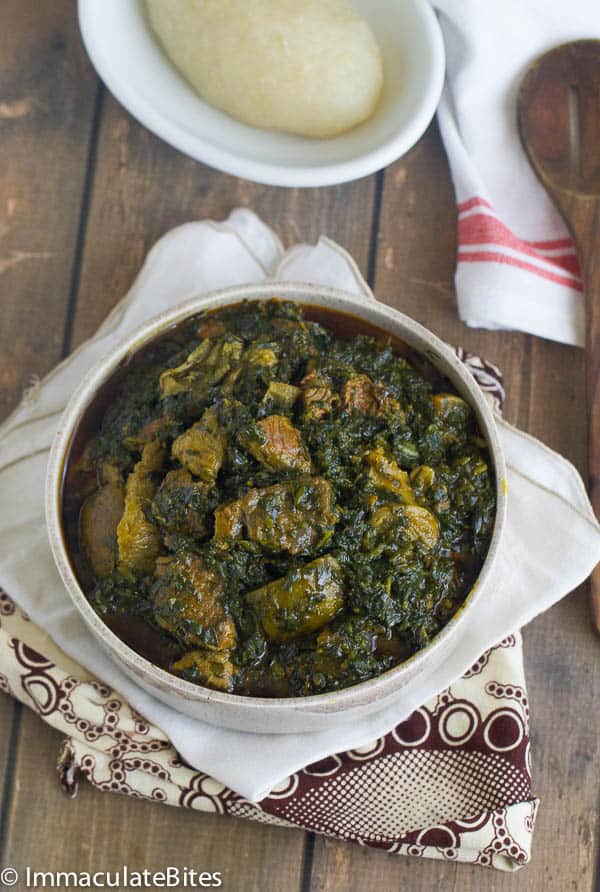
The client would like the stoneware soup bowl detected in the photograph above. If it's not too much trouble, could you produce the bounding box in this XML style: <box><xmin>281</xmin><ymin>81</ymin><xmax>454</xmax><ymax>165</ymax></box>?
<box><xmin>46</xmin><ymin>283</ymin><xmax>507</xmax><ymax>733</ymax></box>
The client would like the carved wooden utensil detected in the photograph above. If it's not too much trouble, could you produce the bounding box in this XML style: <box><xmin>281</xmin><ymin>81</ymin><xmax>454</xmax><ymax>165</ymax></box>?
<box><xmin>518</xmin><ymin>40</ymin><xmax>600</xmax><ymax>631</ymax></box>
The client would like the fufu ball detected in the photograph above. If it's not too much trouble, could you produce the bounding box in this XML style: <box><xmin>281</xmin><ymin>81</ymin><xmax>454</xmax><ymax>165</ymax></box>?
<box><xmin>146</xmin><ymin>0</ymin><xmax>384</xmax><ymax>139</ymax></box>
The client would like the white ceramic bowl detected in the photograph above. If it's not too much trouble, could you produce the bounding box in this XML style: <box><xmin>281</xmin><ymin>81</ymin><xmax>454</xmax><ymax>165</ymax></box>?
<box><xmin>78</xmin><ymin>0</ymin><xmax>445</xmax><ymax>187</ymax></box>
<box><xmin>46</xmin><ymin>283</ymin><xmax>506</xmax><ymax>733</ymax></box>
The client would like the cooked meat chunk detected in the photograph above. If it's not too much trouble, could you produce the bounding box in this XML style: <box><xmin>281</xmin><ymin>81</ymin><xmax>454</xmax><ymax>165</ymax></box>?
<box><xmin>403</xmin><ymin>505</ymin><xmax>440</xmax><ymax>549</ymax></box>
<box><xmin>213</xmin><ymin>499</ymin><xmax>244</xmax><ymax>542</ymax></box>
<box><xmin>409</xmin><ymin>465</ymin><xmax>436</xmax><ymax>492</ymax></box>
<box><xmin>247</xmin><ymin>555</ymin><xmax>344</xmax><ymax>642</ymax></box>
<box><xmin>98</xmin><ymin>462</ymin><xmax>122</xmax><ymax>487</ymax></box>
<box><xmin>139</xmin><ymin>438</ymin><xmax>165</xmax><ymax>472</ymax></box>
<box><xmin>80</xmin><ymin>482</ymin><xmax>125</xmax><ymax>577</ymax></box>
<box><xmin>432</xmin><ymin>392</ymin><xmax>471</xmax><ymax>421</ymax></box>
<box><xmin>171</xmin><ymin>408</ymin><xmax>227</xmax><ymax>483</ymax></box>
<box><xmin>432</xmin><ymin>393</ymin><xmax>472</xmax><ymax>445</ymax></box>
<box><xmin>160</xmin><ymin>335</ymin><xmax>243</xmax><ymax>397</ymax></box>
<box><xmin>364</xmin><ymin>447</ymin><xmax>415</xmax><ymax>503</ymax></box>
<box><xmin>215</xmin><ymin>478</ymin><xmax>337</xmax><ymax>554</ymax></box>
<box><xmin>370</xmin><ymin>503</ymin><xmax>439</xmax><ymax>550</ymax></box>
<box><xmin>153</xmin><ymin>552</ymin><xmax>237</xmax><ymax>651</ymax></box>
<box><xmin>116</xmin><ymin>441</ymin><xmax>165</xmax><ymax>572</ymax></box>
<box><xmin>172</xmin><ymin>649</ymin><xmax>236</xmax><ymax>692</ymax></box>
<box><xmin>342</xmin><ymin>374</ymin><xmax>379</xmax><ymax>414</ymax></box>
<box><xmin>261</xmin><ymin>380</ymin><xmax>300</xmax><ymax>412</ymax></box>
<box><xmin>342</xmin><ymin>374</ymin><xmax>402</xmax><ymax>418</ymax></box>
<box><xmin>241</xmin><ymin>414</ymin><xmax>311</xmax><ymax>473</ymax></box>
<box><xmin>151</xmin><ymin>469</ymin><xmax>210</xmax><ymax>538</ymax></box>
<box><xmin>300</xmin><ymin>369</ymin><xmax>335</xmax><ymax>420</ymax></box>
<box><xmin>159</xmin><ymin>339</ymin><xmax>212</xmax><ymax>397</ymax></box>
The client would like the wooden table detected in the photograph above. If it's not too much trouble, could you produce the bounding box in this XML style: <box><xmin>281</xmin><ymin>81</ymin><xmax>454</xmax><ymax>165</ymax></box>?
<box><xmin>0</xmin><ymin>3</ymin><xmax>597</xmax><ymax>889</ymax></box>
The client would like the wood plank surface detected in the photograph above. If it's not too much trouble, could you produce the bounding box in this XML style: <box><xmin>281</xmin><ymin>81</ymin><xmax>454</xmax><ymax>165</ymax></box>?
<box><xmin>67</xmin><ymin>93</ymin><xmax>377</xmax><ymax>347</ymax></box>
<box><xmin>0</xmin><ymin>0</ymin><xmax>100</xmax><ymax>859</ymax></box>
<box><xmin>3</xmin><ymin>749</ymin><xmax>306</xmax><ymax>892</ymax></box>
<box><xmin>0</xmin><ymin>0</ymin><xmax>100</xmax><ymax>419</ymax></box>
<box><xmin>0</xmin><ymin>2</ymin><xmax>597</xmax><ymax>889</ymax></box>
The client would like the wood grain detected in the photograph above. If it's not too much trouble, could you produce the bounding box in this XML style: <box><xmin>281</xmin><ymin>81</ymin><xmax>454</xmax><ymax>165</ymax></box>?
<box><xmin>0</xmin><ymin>0</ymin><xmax>100</xmax><ymax>419</ymax></box>
<box><xmin>0</xmin><ymin>0</ymin><xmax>100</xmax><ymax>855</ymax></box>
<box><xmin>0</xmin><ymin>702</ymin><xmax>18</xmax><ymax>849</ymax></box>
<box><xmin>3</xmin><ymin>724</ymin><xmax>306</xmax><ymax>892</ymax></box>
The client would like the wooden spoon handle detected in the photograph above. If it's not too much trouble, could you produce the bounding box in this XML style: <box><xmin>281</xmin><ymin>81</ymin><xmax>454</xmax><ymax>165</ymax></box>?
<box><xmin>583</xmin><ymin>203</ymin><xmax>600</xmax><ymax>631</ymax></box>
<box><xmin>566</xmin><ymin>197</ymin><xmax>600</xmax><ymax>630</ymax></box>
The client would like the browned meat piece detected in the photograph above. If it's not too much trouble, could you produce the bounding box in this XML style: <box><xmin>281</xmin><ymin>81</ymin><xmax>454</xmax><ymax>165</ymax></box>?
<box><xmin>98</xmin><ymin>462</ymin><xmax>122</xmax><ymax>487</ymax></box>
<box><xmin>116</xmin><ymin>441</ymin><xmax>165</xmax><ymax>572</ymax></box>
<box><xmin>171</xmin><ymin>649</ymin><xmax>236</xmax><ymax>692</ymax></box>
<box><xmin>300</xmin><ymin>369</ymin><xmax>335</xmax><ymax>420</ymax></box>
<box><xmin>160</xmin><ymin>336</ymin><xmax>243</xmax><ymax>397</ymax></box>
<box><xmin>159</xmin><ymin>340</ymin><xmax>212</xmax><ymax>397</ymax></box>
<box><xmin>261</xmin><ymin>380</ymin><xmax>301</xmax><ymax>412</ymax></box>
<box><xmin>80</xmin><ymin>482</ymin><xmax>125</xmax><ymax>577</ymax></box>
<box><xmin>153</xmin><ymin>552</ymin><xmax>237</xmax><ymax>651</ymax></box>
<box><xmin>364</xmin><ymin>447</ymin><xmax>415</xmax><ymax>504</ymax></box>
<box><xmin>370</xmin><ymin>503</ymin><xmax>439</xmax><ymax>550</ymax></box>
<box><xmin>342</xmin><ymin>375</ymin><xmax>403</xmax><ymax>418</ymax></box>
<box><xmin>140</xmin><ymin>439</ymin><xmax>166</xmax><ymax>472</ymax></box>
<box><xmin>432</xmin><ymin>392</ymin><xmax>471</xmax><ymax>420</ymax></box>
<box><xmin>342</xmin><ymin>374</ymin><xmax>378</xmax><ymax>414</ymax></box>
<box><xmin>213</xmin><ymin>499</ymin><xmax>244</xmax><ymax>542</ymax></box>
<box><xmin>247</xmin><ymin>555</ymin><xmax>345</xmax><ymax>642</ymax></box>
<box><xmin>171</xmin><ymin>408</ymin><xmax>227</xmax><ymax>483</ymax></box>
<box><xmin>215</xmin><ymin>477</ymin><xmax>338</xmax><ymax>554</ymax></box>
<box><xmin>241</xmin><ymin>414</ymin><xmax>311</xmax><ymax>473</ymax></box>
<box><xmin>151</xmin><ymin>469</ymin><xmax>209</xmax><ymax>538</ymax></box>
<box><xmin>432</xmin><ymin>393</ymin><xmax>472</xmax><ymax>444</ymax></box>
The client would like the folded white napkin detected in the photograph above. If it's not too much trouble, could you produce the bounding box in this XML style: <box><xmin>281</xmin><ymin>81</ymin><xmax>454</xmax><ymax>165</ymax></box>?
<box><xmin>1</xmin><ymin>210</ymin><xmax>599</xmax><ymax>802</ymax></box>
<box><xmin>433</xmin><ymin>0</ymin><xmax>600</xmax><ymax>347</ymax></box>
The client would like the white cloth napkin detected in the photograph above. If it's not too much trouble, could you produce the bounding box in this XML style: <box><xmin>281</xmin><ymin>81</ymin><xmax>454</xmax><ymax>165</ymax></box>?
<box><xmin>433</xmin><ymin>0</ymin><xmax>600</xmax><ymax>347</ymax></box>
<box><xmin>1</xmin><ymin>209</ymin><xmax>599</xmax><ymax>802</ymax></box>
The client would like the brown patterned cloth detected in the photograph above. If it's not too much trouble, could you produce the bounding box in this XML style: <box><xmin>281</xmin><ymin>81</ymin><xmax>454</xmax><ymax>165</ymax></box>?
<box><xmin>0</xmin><ymin>352</ymin><xmax>538</xmax><ymax>872</ymax></box>
<box><xmin>0</xmin><ymin>594</ymin><xmax>535</xmax><ymax>872</ymax></box>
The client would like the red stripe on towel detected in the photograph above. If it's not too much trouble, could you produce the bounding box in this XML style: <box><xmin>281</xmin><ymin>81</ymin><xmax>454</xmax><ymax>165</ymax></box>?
<box><xmin>458</xmin><ymin>250</ymin><xmax>584</xmax><ymax>291</ymax></box>
<box><xmin>457</xmin><ymin>196</ymin><xmax>494</xmax><ymax>213</ymax></box>
<box><xmin>457</xmin><ymin>196</ymin><xmax>577</xmax><ymax>252</ymax></box>
<box><xmin>527</xmin><ymin>237</ymin><xmax>574</xmax><ymax>250</ymax></box>
<box><xmin>458</xmin><ymin>214</ymin><xmax>581</xmax><ymax>278</ymax></box>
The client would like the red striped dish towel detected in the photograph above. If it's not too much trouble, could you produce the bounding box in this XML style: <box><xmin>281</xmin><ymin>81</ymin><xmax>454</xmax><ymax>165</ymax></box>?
<box><xmin>433</xmin><ymin>0</ymin><xmax>600</xmax><ymax>347</ymax></box>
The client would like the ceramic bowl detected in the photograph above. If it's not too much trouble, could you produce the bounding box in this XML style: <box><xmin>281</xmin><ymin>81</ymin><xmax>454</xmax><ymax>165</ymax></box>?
<box><xmin>46</xmin><ymin>283</ymin><xmax>506</xmax><ymax>733</ymax></box>
<box><xmin>77</xmin><ymin>0</ymin><xmax>445</xmax><ymax>187</ymax></box>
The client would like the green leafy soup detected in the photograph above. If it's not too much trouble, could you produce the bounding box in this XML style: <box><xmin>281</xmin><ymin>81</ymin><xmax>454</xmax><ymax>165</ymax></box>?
<box><xmin>62</xmin><ymin>300</ymin><xmax>496</xmax><ymax>697</ymax></box>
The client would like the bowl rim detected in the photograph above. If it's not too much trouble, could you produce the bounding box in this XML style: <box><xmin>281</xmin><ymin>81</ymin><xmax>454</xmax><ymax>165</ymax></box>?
<box><xmin>77</xmin><ymin>0</ymin><xmax>446</xmax><ymax>188</ymax></box>
<box><xmin>45</xmin><ymin>282</ymin><xmax>507</xmax><ymax>717</ymax></box>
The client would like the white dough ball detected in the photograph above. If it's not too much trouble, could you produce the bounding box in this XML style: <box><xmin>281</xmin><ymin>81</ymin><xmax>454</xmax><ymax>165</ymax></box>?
<box><xmin>146</xmin><ymin>0</ymin><xmax>384</xmax><ymax>139</ymax></box>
